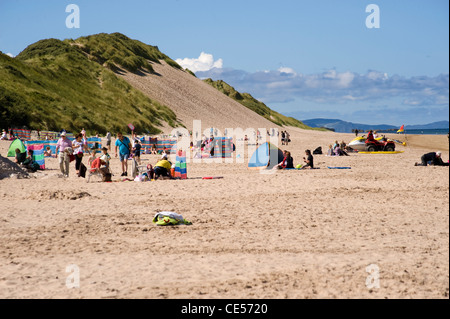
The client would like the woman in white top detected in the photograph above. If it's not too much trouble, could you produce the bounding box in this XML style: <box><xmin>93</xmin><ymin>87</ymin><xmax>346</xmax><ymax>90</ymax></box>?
<box><xmin>72</xmin><ymin>133</ymin><xmax>88</xmax><ymax>175</ymax></box>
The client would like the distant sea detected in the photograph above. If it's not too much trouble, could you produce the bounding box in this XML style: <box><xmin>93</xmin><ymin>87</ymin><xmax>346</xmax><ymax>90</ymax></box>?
<box><xmin>378</xmin><ymin>129</ymin><xmax>449</xmax><ymax>135</ymax></box>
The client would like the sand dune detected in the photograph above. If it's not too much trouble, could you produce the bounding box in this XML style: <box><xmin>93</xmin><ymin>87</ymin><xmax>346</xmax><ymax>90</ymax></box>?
<box><xmin>118</xmin><ymin>61</ymin><xmax>279</xmax><ymax>133</ymax></box>
<box><xmin>0</xmin><ymin>130</ymin><xmax>448</xmax><ymax>299</ymax></box>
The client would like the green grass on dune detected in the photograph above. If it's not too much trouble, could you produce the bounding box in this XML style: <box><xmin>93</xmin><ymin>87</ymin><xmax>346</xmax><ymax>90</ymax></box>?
<box><xmin>68</xmin><ymin>33</ymin><xmax>182</xmax><ymax>73</ymax></box>
<box><xmin>203</xmin><ymin>79</ymin><xmax>325</xmax><ymax>130</ymax></box>
<box><xmin>1</xmin><ymin>34</ymin><xmax>182</xmax><ymax>135</ymax></box>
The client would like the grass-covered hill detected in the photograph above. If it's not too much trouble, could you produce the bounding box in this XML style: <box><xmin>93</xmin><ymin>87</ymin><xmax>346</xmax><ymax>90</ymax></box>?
<box><xmin>0</xmin><ymin>33</ymin><xmax>181</xmax><ymax>135</ymax></box>
<box><xmin>203</xmin><ymin>79</ymin><xmax>319</xmax><ymax>130</ymax></box>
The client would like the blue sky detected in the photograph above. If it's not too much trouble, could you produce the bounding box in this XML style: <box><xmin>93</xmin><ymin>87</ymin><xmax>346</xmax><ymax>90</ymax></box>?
<box><xmin>0</xmin><ymin>0</ymin><xmax>448</xmax><ymax>126</ymax></box>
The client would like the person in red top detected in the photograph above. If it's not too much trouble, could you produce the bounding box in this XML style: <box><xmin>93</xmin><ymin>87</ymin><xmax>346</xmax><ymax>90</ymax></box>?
<box><xmin>367</xmin><ymin>130</ymin><xmax>375</xmax><ymax>142</ymax></box>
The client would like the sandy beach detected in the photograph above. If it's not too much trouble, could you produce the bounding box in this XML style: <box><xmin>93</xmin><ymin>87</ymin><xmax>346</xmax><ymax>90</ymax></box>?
<box><xmin>0</xmin><ymin>129</ymin><xmax>448</xmax><ymax>299</ymax></box>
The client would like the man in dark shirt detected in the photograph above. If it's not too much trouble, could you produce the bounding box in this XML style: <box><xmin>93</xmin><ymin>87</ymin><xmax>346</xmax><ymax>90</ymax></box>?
<box><xmin>415</xmin><ymin>152</ymin><xmax>445</xmax><ymax>166</ymax></box>
<box><xmin>303</xmin><ymin>150</ymin><xmax>314</xmax><ymax>169</ymax></box>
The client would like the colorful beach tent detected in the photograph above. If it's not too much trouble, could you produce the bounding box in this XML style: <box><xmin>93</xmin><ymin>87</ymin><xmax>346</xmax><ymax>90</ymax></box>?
<box><xmin>248</xmin><ymin>142</ymin><xmax>284</xmax><ymax>170</ymax></box>
<box><xmin>7</xmin><ymin>139</ymin><xmax>26</xmax><ymax>157</ymax></box>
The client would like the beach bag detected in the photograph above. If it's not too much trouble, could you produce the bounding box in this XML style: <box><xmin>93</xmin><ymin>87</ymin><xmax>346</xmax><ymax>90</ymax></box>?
<box><xmin>313</xmin><ymin>147</ymin><xmax>323</xmax><ymax>155</ymax></box>
<box><xmin>102</xmin><ymin>173</ymin><xmax>112</xmax><ymax>182</ymax></box>
<box><xmin>78</xmin><ymin>163</ymin><xmax>87</xmax><ymax>178</ymax></box>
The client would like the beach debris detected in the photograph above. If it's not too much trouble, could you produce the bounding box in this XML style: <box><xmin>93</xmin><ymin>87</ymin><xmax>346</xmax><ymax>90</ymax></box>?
<box><xmin>28</xmin><ymin>190</ymin><xmax>92</xmax><ymax>201</ymax></box>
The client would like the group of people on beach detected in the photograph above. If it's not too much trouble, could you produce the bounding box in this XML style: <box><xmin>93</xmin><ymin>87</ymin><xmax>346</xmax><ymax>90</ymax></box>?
<box><xmin>275</xmin><ymin>149</ymin><xmax>314</xmax><ymax>170</ymax></box>
<box><xmin>281</xmin><ymin>131</ymin><xmax>291</xmax><ymax>146</ymax></box>
<box><xmin>54</xmin><ymin>131</ymin><xmax>112</xmax><ymax>178</ymax></box>
<box><xmin>327</xmin><ymin>140</ymin><xmax>350</xmax><ymax>156</ymax></box>
<box><xmin>1</xmin><ymin>128</ymin><xmax>17</xmax><ymax>141</ymax></box>
<box><xmin>4</xmin><ymin>126</ymin><xmax>449</xmax><ymax>180</ymax></box>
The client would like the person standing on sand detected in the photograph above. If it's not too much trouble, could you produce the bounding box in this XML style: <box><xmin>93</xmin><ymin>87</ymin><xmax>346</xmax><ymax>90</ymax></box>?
<box><xmin>106</xmin><ymin>131</ymin><xmax>112</xmax><ymax>151</ymax></box>
<box><xmin>115</xmin><ymin>132</ymin><xmax>132</xmax><ymax>177</ymax></box>
<box><xmin>55</xmin><ymin>132</ymin><xmax>72</xmax><ymax>177</ymax></box>
<box><xmin>72</xmin><ymin>133</ymin><xmax>89</xmax><ymax>176</ymax></box>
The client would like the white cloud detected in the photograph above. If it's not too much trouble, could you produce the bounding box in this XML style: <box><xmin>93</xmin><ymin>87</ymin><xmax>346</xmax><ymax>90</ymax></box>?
<box><xmin>278</xmin><ymin>67</ymin><xmax>297</xmax><ymax>75</ymax></box>
<box><xmin>6</xmin><ymin>53</ymin><xmax>15</xmax><ymax>58</ymax></box>
<box><xmin>176</xmin><ymin>52</ymin><xmax>223</xmax><ymax>73</ymax></box>
<box><xmin>196</xmin><ymin>67</ymin><xmax>449</xmax><ymax>107</ymax></box>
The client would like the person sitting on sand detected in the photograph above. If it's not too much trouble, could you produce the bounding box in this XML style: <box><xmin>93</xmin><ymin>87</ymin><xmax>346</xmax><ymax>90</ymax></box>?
<box><xmin>100</xmin><ymin>147</ymin><xmax>111</xmax><ymax>166</ymax></box>
<box><xmin>327</xmin><ymin>145</ymin><xmax>335</xmax><ymax>156</ymax></box>
<box><xmin>302</xmin><ymin>150</ymin><xmax>314</xmax><ymax>169</ymax></box>
<box><xmin>22</xmin><ymin>149</ymin><xmax>40</xmax><ymax>172</ymax></box>
<box><xmin>334</xmin><ymin>144</ymin><xmax>349</xmax><ymax>156</ymax></box>
<box><xmin>44</xmin><ymin>146</ymin><xmax>53</xmax><ymax>157</ymax></box>
<box><xmin>14</xmin><ymin>148</ymin><xmax>27</xmax><ymax>164</ymax></box>
<box><xmin>151</xmin><ymin>144</ymin><xmax>158</xmax><ymax>155</ymax></box>
<box><xmin>153</xmin><ymin>154</ymin><xmax>173</xmax><ymax>180</ymax></box>
<box><xmin>276</xmin><ymin>151</ymin><xmax>294</xmax><ymax>169</ymax></box>
<box><xmin>91</xmin><ymin>150</ymin><xmax>111</xmax><ymax>177</ymax></box>
<box><xmin>415</xmin><ymin>151</ymin><xmax>448</xmax><ymax>166</ymax></box>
